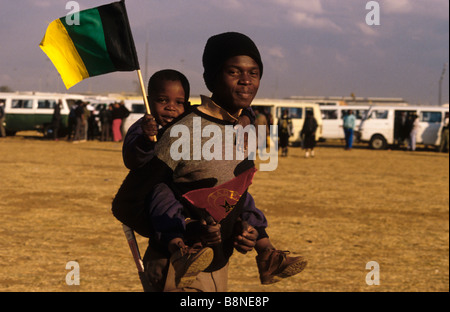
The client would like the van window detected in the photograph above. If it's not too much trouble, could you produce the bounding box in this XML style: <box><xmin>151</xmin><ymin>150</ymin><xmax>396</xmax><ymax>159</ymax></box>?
<box><xmin>277</xmin><ymin>107</ymin><xmax>303</xmax><ymax>119</ymax></box>
<box><xmin>38</xmin><ymin>99</ymin><xmax>57</xmax><ymax>109</ymax></box>
<box><xmin>341</xmin><ymin>109</ymin><xmax>367</xmax><ymax>120</ymax></box>
<box><xmin>354</xmin><ymin>109</ymin><xmax>368</xmax><ymax>119</ymax></box>
<box><xmin>420</xmin><ymin>111</ymin><xmax>442</xmax><ymax>123</ymax></box>
<box><xmin>131</xmin><ymin>104</ymin><xmax>145</xmax><ymax>114</ymax></box>
<box><xmin>321</xmin><ymin>109</ymin><xmax>338</xmax><ymax>120</ymax></box>
<box><xmin>369</xmin><ymin>109</ymin><xmax>388</xmax><ymax>119</ymax></box>
<box><xmin>12</xmin><ymin>99</ymin><xmax>33</xmax><ymax>109</ymax></box>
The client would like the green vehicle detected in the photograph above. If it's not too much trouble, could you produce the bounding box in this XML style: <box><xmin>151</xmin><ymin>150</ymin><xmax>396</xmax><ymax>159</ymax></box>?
<box><xmin>0</xmin><ymin>92</ymin><xmax>85</xmax><ymax>137</ymax></box>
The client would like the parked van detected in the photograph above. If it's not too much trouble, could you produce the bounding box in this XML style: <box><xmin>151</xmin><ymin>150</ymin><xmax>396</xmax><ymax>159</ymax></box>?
<box><xmin>357</xmin><ymin>105</ymin><xmax>449</xmax><ymax>149</ymax></box>
<box><xmin>320</xmin><ymin>105</ymin><xmax>370</xmax><ymax>140</ymax></box>
<box><xmin>251</xmin><ymin>99</ymin><xmax>323</xmax><ymax>145</ymax></box>
<box><xmin>0</xmin><ymin>92</ymin><xmax>86</xmax><ymax>136</ymax></box>
<box><xmin>122</xmin><ymin>99</ymin><xmax>147</xmax><ymax>133</ymax></box>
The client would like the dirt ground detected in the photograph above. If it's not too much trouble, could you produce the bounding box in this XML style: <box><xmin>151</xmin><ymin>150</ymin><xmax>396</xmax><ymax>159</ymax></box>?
<box><xmin>0</xmin><ymin>132</ymin><xmax>448</xmax><ymax>292</ymax></box>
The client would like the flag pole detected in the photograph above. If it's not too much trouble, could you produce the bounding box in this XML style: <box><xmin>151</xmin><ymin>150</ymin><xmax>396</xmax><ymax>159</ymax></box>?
<box><xmin>121</xmin><ymin>0</ymin><xmax>156</xmax><ymax>140</ymax></box>
<box><xmin>137</xmin><ymin>69</ymin><xmax>151</xmax><ymax>115</ymax></box>
<box><xmin>136</xmin><ymin>69</ymin><xmax>157</xmax><ymax>142</ymax></box>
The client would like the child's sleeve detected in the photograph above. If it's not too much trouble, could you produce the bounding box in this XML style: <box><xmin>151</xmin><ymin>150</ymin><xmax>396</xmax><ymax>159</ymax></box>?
<box><xmin>240</xmin><ymin>193</ymin><xmax>269</xmax><ymax>240</ymax></box>
<box><xmin>112</xmin><ymin>157</ymin><xmax>172</xmax><ymax>237</ymax></box>
<box><xmin>147</xmin><ymin>183</ymin><xmax>186</xmax><ymax>245</ymax></box>
<box><xmin>122</xmin><ymin>117</ymin><xmax>157</xmax><ymax>170</ymax></box>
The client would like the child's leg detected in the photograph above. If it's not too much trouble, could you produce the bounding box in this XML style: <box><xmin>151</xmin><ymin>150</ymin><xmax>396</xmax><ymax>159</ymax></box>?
<box><xmin>147</xmin><ymin>183</ymin><xmax>186</xmax><ymax>250</ymax></box>
<box><xmin>146</xmin><ymin>183</ymin><xmax>214</xmax><ymax>288</ymax></box>
<box><xmin>240</xmin><ymin>193</ymin><xmax>307</xmax><ymax>285</ymax></box>
<box><xmin>254</xmin><ymin>237</ymin><xmax>275</xmax><ymax>253</ymax></box>
<box><xmin>239</xmin><ymin>193</ymin><xmax>269</xmax><ymax>243</ymax></box>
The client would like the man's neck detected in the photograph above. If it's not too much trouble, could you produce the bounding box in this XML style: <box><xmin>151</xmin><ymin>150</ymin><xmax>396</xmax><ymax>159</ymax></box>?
<box><xmin>198</xmin><ymin>95</ymin><xmax>242</xmax><ymax>122</ymax></box>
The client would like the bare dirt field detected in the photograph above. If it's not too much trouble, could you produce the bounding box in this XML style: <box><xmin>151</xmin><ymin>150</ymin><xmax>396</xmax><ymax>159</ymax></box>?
<box><xmin>0</xmin><ymin>132</ymin><xmax>448</xmax><ymax>292</ymax></box>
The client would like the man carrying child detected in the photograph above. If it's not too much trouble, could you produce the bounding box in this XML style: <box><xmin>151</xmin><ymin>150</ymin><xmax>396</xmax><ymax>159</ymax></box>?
<box><xmin>113</xmin><ymin>32</ymin><xmax>307</xmax><ymax>291</ymax></box>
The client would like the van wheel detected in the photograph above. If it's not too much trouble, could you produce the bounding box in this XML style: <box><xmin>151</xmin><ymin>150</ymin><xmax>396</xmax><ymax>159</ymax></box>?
<box><xmin>370</xmin><ymin>134</ymin><xmax>387</xmax><ymax>150</ymax></box>
<box><xmin>5</xmin><ymin>129</ymin><xmax>16</xmax><ymax>136</ymax></box>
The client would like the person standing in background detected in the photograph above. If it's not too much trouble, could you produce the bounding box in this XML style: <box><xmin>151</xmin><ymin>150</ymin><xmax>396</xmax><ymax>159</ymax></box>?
<box><xmin>278</xmin><ymin>109</ymin><xmax>292</xmax><ymax>156</ymax></box>
<box><xmin>408</xmin><ymin>113</ymin><xmax>420</xmax><ymax>151</ymax></box>
<box><xmin>73</xmin><ymin>101</ymin><xmax>86</xmax><ymax>142</ymax></box>
<box><xmin>343</xmin><ymin>110</ymin><xmax>356</xmax><ymax>150</ymax></box>
<box><xmin>301</xmin><ymin>110</ymin><xmax>318</xmax><ymax>158</ymax></box>
<box><xmin>67</xmin><ymin>102</ymin><xmax>77</xmax><ymax>141</ymax></box>
<box><xmin>119</xmin><ymin>101</ymin><xmax>130</xmax><ymax>139</ymax></box>
<box><xmin>51</xmin><ymin>100</ymin><xmax>62</xmax><ymax>141</ymax></box>
<box><xmin>111</xmin><ymin>102</ymin><xmax>124</xmax><ymax>142</ymax></box>
<box><xmin>0</xmin><ymin>100</ymin><xmax>6</xmax><ymax>138</ymax></box>
<box><xmin>100</xmin><ymin>104</ymin><xmax>113</xmax><ymax>142</ymax></box>
<box><xmin>439</xmin><ymin>113</ymin><xmax>449</xmax><ymax>153</ymax></box>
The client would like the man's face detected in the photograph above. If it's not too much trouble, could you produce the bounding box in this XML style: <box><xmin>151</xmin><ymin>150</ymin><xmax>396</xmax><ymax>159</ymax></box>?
<box><xmin>149</xmin><ymin>80</ymin><xmax>186</xmax><ymax>127</ymax></box>
<box><xmin>212</xmin><ymin>55</ymin><xmax>260</xmax><ymax>115</ymax></box>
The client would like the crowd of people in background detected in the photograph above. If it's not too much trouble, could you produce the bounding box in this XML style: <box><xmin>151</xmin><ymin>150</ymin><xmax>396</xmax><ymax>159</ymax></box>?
<box><xmin>65</xmin><ymin>100</ymin><xmax>130</xmax><ymax>143</ymax></box>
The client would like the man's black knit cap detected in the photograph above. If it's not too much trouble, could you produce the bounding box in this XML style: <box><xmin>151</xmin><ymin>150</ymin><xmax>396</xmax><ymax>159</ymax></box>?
<box><xmin>202</xmin><ymin>32</ymin><xmax>263</xmax><ymax>92</ymax></box>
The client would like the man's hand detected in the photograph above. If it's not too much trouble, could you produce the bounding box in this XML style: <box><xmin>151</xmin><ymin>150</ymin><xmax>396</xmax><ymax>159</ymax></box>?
<box><xmin>141</xmin><ymin>114</ymin><xmax>158</xmax><ymax>141</ymax></box>
<box><xmin>234</xmin><ymin>220</ymin><xmax>258</xmax><ymax>254</ymax></box>
<box><xmin>200</xmin><ymin>216</ymin><xmax>222</xmax><ymax>247</ymax></box>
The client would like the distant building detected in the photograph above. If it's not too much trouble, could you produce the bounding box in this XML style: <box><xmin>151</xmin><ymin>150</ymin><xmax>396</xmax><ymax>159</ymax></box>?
<box><xmin>286</xmin><ymin>95</ymin><xmax>408</xmax><ymax>106</ymax></box>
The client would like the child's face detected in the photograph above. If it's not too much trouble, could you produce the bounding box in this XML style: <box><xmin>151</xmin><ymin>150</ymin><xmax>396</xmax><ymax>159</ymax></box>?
<box><xmin>149</xmin><ymin>80</ymin><xmax>186</xmax><ymax>126</ymax></box>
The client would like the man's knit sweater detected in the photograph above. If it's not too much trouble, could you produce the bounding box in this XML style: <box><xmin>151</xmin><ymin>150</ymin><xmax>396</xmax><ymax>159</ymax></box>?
<box><xmin>112</xmin><ymin>96</ymin><xmax>256</xmax><ymax>270</ymax></box>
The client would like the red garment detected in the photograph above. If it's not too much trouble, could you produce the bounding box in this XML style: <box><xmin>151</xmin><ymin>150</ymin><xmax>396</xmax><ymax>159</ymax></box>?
<box><xmin>182</xmin><ymin>167</ymin><xmax>257</xmax><ymax>222</ymax></box>
<box><xmin>112</xmin><ymin>118</ymin><xmax>122</xmax><ymax>142</ymax></box>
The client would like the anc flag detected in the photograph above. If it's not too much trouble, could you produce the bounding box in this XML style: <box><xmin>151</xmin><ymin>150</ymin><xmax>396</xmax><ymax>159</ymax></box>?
<box><xmin>39</xmin><ymin>1</ymin><xmax>139</xmax><ymax>89</ymax></box>
<box><xmin>182</xmin><ymin>167</ymin><xmax>257</xmax><ymax>222</ymax></box>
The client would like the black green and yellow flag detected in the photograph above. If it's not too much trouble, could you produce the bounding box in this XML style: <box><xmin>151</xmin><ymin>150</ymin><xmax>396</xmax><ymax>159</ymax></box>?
<box><xmin>39</xmin><ymin>1</ymin><xmax>139</xmax><ymax>89</ymax></box>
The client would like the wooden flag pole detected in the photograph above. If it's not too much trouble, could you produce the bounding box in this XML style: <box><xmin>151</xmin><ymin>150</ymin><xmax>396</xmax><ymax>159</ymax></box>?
<box><xmin>137</xmin><ymin>69</ymin><xmax>151</xmax><ymax>115</ymax></box>
<box><xmin>136</xmin><ymin>69</ymin><xmax>156</xmax><ymax>142</ymax></box>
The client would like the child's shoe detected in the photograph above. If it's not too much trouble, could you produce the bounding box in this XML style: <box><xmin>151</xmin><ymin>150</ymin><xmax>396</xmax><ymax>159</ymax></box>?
<box><xmin>170</xmin><ymin>243</ymin><xmax>214</xmax><ymax>288</ymax></box>
<box><xmin>256</xmin><ymin>249</ymin><xmax>307</xmax><ymax>285</ymax></box>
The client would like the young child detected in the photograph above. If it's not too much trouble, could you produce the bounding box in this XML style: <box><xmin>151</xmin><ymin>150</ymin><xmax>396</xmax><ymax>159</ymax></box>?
<box><xmin>116</xmin><ymin>66</ymin><xmax>306</xmax><ymax>290</ymax></box>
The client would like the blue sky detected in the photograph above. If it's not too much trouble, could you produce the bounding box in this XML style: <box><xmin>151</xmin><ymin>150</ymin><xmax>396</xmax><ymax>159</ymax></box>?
<box><xmin>0</xmin><ymin>0</ymin><xmax>448</xmax><ymax>105</ymax></box>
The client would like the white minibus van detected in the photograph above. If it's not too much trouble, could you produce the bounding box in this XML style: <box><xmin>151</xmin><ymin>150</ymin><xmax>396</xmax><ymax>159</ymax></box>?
<box><xmin>1</xmin><ymin>92</ymin><xmax>86</xmax><ymax>136</ymax></box>
<box><xmin>320</xmin><ymin>105</ymin><xmax>369</xmax><ymax>140</ymax></box>
<box><xmin>251</xmin><ymin>98</ymin><xmax>323</xmax><ymax>145</ymax></box>
<box><xmin>358</xmin><ymin>105</ymin><xmax>449</xmax><ymax>149</ymax></box>
<box><xmin>122</xmin><ymin>99</ymin><xmax>147</xmax><ymax>133</ymax></box>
